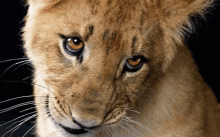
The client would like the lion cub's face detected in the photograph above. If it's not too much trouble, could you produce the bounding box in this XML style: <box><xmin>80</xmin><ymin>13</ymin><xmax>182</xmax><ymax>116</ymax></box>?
<box><xmin>23</xmin><ymin>0</ymin><xmax>208</xmax><ymax>134</ymax></box>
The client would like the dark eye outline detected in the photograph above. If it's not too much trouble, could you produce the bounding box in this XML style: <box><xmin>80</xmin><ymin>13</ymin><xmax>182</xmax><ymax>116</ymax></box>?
<box><xmin>123</xmin><ymin>55</ymin><xmax>147</xmax><ymax>73</ymax></box>
<box><xmin>63</xmin><ymin>37</ymin><xmax>84</xmax><ymax>56</ymax></box>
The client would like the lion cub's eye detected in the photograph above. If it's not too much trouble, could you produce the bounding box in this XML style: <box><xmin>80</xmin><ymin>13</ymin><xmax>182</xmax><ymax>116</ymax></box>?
<box><xmin>124</xmin><ymin>55</ymin><xmax>145</xmax><ymax>72</ymax></box>
<box><xmin>63</xmin><ymin>37</ymin><xmax>84</xmax><ymax>56</ymax></box>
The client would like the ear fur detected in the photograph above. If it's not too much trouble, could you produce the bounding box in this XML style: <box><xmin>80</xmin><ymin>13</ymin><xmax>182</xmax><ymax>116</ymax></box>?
<box><xmin>159</xmin><ymin>0</ymin><xmax>214</xmax><ymax>71</ymax></box>
<box><xmin>162</xmin><ymin>0</ymin><xmax>214</xmax><ymax>16</ymax></box>
<box><xmin>161</xmin><ymin>0</ymin><xmax>214</xmax><ymax>30</ymax></box>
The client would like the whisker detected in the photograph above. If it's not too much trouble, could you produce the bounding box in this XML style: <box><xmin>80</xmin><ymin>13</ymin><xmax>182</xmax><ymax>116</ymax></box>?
<box><xmin>121</xmin><ymin>120</ymin><xmax>144</xmax><ymax>137</ymax></box>
<box><xmin>113</xmin><ymin>126</ymin><xmax>119</xmax><ymax>135</ymax></box>
<box><xmin>9</xmin><ymin>114</ymin><xmax>37</xmax><ymax>137</ymax></box>
<box><xmin>0</xmin><ymin>95</ymin><xmax>53</xmax><ymax>104</ymax></box>
<box><xmin>0</xmin><ymin>60</ymin><xmax>29</xmax><ymax>78</ymax></box>
<box><xmin>107</xmin><ymin>127</ymin><xmax>113</xmax><ymax>137</ymax></box>
<box><xmin>4</xmin><ymin>111</ymin><xmax>37</xmax><ymax>128</ymax></box>
<box><xmin>105</xmin><ymin>129</ymin><xmax>111</xmax><ymax>137</ymax></box>
<box><xmin>119</xmin><ymin>123</ymin><xmax>135</xmax><ymax>137</ymax></box>
<box><xmin>22</xmin><ymin>76</ymin><xmax>33</xmax><ymax>81</ymax></box>
<box><xmin>0</xmin><ymin>101</ymin><xmax>35</xmax><ymax>114</ymax></box>
<box><xmin>122</xmin><ymin>117</ymin><xmax>131</xmax><ymax>123</ymax></box>
<box><xmin>6</xmin><ymin>107</ymin><xmax>51</xmax><ymax>136</ymax></box>
<box><xmin>140</xmin><ymin>19</ymin><xmax>162</xmax><ymax>40</ymax></box>
<box><xmin>6</xmin><ymin>119</ymin><xmax>25</xmax><ymax>130</ymax></box>
<box><xmin>3</xmin><ymin>102</ymin><xmax>49</xmax><ymax>128</ymax></box>
<box><xmin>22</xmin><ymin>123</ymin><xmax>37</xmax><ymax>137</ymax></box>
<box><xmin>45</xmin><ymin>111</ymin><xmax>64</xmax><ymax>136</ymax></box>
<box><xmin>3</xmin><ymin>109</ymin><xmax>49</xmax><ymax>137</ymax></box>
<box><xmin>0</xmin><ymin>58</ymin><xmax>28</xmax><ymax>64</ymax></box>
<box><xmin>19</xmin><ymin>107</ymin><xmax>36</xmax><ymax>113</ymax></box>
<box><xmin>0</xmin><ymin>80</ymin><xmax>55</xmax><ymax>95</ymax></box>
<box><xmin>2</xmin><ymin>114</ymin><xmax>37</xmax><ymax>137</ymax></box>
<box><xmin>110</xmin><ymin>127</ymin><xmax>115</xmax><ymax>137</ymax></box>
<box><xmin>1</xmin><ymin>103</ymin><xmax>50</xmax><ymax>127</ymax></box>
<box><xmin>124</xmin><ymin>116</ymin><xmax>150</xmax><ymax>131</ymax></box>
<box><xmin>135</xmin><ymin>19</ymin><xmax>162</xmax><ymax>52</ymax></box>
<box><xmin>11</xmin><ymin>62</ymin><xmax>31</xmax><ymax>73</ymax></box>
<box><xmin>1</xmin><ymin>98</ymin><xmax>50</xmax><ymax>136</ymax></box>
<box><xmin>125</xmin><ymin>108</ymin><xmax>140</xmax><ymax>114</ymax></box>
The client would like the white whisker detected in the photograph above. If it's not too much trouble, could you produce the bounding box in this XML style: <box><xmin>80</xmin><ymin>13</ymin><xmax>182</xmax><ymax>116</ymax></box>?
<box><xmin>119</xmin><ymin>123</ymin><xmax>135</xmax><ymax>137</ymax></box>
<box><xmin>2</xmin><ymin>114</ymin><xmax>37</xmax><ymax>137</ymax></box>
<box><xmin>6</xmin><ymin>116</ymin><xmax>32</xmax><ymax>130</ymax></box>
<box><xmin>9</xmin><ymin>114</ymin><xmax>37</xmax><ymax>137</ymax></box>
<box><xmin>125</xmin><ymin>108</ymin><xmax>140</xmax><ymax>114</ymax></box>
<box><xmin>113</xmin><ymin>126</ymin><xmax>119</xmax><ymax>135</ymax></box>
<box><xmin>140</xmin><ymin>19</ymin><xmax>162</xmax><ymax>40</ymax></box>
<box><xmin>0</xmin><ymin>101</ymin><xmax>35</xmax><ymax>114</ymax></box>
<box><xmin>22</xmin><ymin>76</ymin><xmax>33</xmax><ymax>81</ymax></box>
<box><xmin>12</xmin><ymin>62</ymin><xmax>30</xmax><ymax>73</ymax></box>
<box><xmin>45</xmin><ymin>110</ymin><xmax>64</xmax><ymax>136</ymax></box>
<box><xmin>19</xmin><ymin>107</ymin><xmax>36</xmax><ymax>113</ymax></box>
<box><xmin>124</xmin><ymin>116</ymin><xmax>150</xmax><ymax>131</ymax></box>
<box><xmin>110</xmin><ymin>127</ymin><xmax>116</xmax><ymax>137</ymax></box>
<box><xmin>0</xmin><ymin>95</ymin><xmax>51</xmax><ymax>104</ymax></box>
<box><xmin>0</xmin><ymin>58</ymin><xmax>28</xmax><ymax>64</ymax></box>
<box><xmin>0</xmin><ymin>111</ymin><xmax>36</xmax><ymax>127</ymax></box>
<box><xmin>107</xmin><ymin>127</ymin><xmax>113</xmax><ymax>137</ymax></box>
<box><xmin>22</xmin><ymin>123</ymin><xmax>37</xmax><ymax>137</ymax></box>
<box><xmin>4</xmin><ymin>107</ymin><xmax>50</xmax><ymax>136</ymax></box>
<box><xmin>0</xmin><ymin>80</ymin><xmax>55</xmax><ymax>95</ymax></box>
<box><xmin>105</xmin><ymin>129</ymin><xmax>111</xmax><ymax>137</ymax></box>
<box><xmin>121</xmin><ymin>120</ymin><xmax>144</xmax><ymax>137</ymax></box>
<box><xmin>0</xmin><ymin>60</ymin><xmax>29</xmax><ymax>78</ymax></box>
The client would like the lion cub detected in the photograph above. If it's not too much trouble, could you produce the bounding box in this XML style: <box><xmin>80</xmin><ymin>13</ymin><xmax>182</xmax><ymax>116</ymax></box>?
<box><xmin>22</xmin><ymin>0</ymin><xmax>220</xmax><ymax>136</ymax></box>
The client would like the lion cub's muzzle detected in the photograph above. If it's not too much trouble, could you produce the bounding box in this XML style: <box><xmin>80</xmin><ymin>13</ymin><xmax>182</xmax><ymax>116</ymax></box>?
<box><xmin>46</xmin><ymin>95</ymin><xmax>102</xmax><ymax>135</ymax></box>
<box><xmin>46</xmin><ymin>77</ymin><xmax>116</xmax><ymax>134</ymax></box>
<box><xmin>59</xmin><ymin>117</ymin><xmax>100</xmax><ymax>135</ymax></box>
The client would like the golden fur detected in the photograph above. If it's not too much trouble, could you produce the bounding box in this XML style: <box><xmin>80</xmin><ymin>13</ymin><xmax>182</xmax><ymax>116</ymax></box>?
<box><xmin>23</xmin><ymin>0</ymin><xmax>220</xmax><ymax>136</ymax></box>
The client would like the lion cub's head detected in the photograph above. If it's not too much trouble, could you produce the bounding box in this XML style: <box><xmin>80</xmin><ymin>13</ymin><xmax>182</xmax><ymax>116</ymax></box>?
<box><xmin>23</xmin><ymin>0</ymin><xmax>213</xmax><ymax>134</ymax></box>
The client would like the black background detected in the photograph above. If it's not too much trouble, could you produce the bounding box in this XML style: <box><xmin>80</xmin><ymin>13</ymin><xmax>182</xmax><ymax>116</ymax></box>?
<box><xmin>0</xmin><ymin>0</ymin><xmax>220</xmax><ymax>136</ymax></box>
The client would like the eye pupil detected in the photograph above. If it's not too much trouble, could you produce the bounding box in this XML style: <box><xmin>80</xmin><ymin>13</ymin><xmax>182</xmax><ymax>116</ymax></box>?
<box><xmin>124</xmin><ymin>55</ymin><xmax>146</xmax><ymax>72</ymax></box>
<box><xmin>64</xmin><ymin>37</ymin><xmax>84</xmax><ymax>56</ymax></box>
<box><xmin>73</xmin><ymin>38</ymin><xmax>80</xmax><ymax>45</ymax></box>
<box><xmin>128</xmin><ymin>58</ymin><xmax>140</xmax><ymax>66</ymax></box>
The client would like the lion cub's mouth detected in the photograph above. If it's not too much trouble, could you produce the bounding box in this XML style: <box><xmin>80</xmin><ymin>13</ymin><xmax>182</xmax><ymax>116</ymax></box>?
<box><xmin>45</xmin><ymin>95</ymin><xmax>88</xmax><ymax>135</ymax></box>
<box><xmin>53</xmin><ymin>120</ymin><xmax>89</xmax><ymax>135</ymax></box>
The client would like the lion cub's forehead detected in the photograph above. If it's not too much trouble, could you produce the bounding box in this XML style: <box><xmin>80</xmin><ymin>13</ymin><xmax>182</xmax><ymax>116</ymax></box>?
<box><xmin>48</xmin><ymin>0</ymin><xmax>149</xmax><ymax>32</ymax></box>
<box><xmin>40</xmin><ymin>0</ymin><xmax>149</xmax><ymax>52</ymax></box>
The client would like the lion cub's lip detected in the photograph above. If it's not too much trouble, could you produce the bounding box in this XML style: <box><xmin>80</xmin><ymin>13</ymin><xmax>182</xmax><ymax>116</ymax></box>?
<box><xmin>57</xmin><ymin>123</ymin><xmax>88</xmax><ymax>135</ymax></box>
<box><xmin>45</xmin><ymin>95</ymin><xmax>88</xmax><ymax>135</ymax></box>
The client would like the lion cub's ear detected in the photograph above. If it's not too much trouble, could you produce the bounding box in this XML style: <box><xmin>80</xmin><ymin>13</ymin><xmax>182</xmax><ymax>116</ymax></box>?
<box><xmin>162</xmin><ymin>0</ymin><xmax>214</xmax><ymax>16</ymax></box>
<box><xmin>159</xmin><ymin>0</ymin><xmax>214</xmax><ymax>71</ymax></box>
<box><xmin>161</xmin><ymin>0</ymin><xmax>214</xmax><ymax>26</ymax></box>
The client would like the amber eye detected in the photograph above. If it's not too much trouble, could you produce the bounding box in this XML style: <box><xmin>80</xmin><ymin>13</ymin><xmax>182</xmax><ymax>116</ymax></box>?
<box><xmin>124</xmin><ymin>55</ymin><xmax>145</xmax><ymax>72</ymax></box>
<box><xmin>64</xmin><ymin>37</ymin><xmax>84</xmax><ymax>56</ymax></box>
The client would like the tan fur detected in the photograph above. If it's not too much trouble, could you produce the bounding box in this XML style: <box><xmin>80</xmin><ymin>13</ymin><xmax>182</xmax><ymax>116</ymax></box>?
<box><xmin>23</xmin><ymin>0</ymin><xmax>220</xmax><ymax>136</ymax></box>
